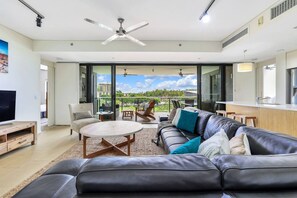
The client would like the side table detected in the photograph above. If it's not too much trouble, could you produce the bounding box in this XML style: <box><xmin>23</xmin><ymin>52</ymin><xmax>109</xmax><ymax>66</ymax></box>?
<box><xmin>122</xmin><ymin>110</ymin><xmax>134</xmax><ymax>119</ymax></box>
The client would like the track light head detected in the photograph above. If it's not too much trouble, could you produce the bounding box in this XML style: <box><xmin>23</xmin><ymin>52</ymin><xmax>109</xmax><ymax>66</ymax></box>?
<box><xmin>36</xmin><ymin>15</ymin><xmax>42</xmax><ymax>27</ymax></box>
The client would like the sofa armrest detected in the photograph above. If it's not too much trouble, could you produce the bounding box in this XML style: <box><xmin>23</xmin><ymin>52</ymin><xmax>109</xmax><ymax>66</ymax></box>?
<box><xmin>76</xmin><ymin>154</ymin><xmax>221</xmax><ymax>194</ymax></box>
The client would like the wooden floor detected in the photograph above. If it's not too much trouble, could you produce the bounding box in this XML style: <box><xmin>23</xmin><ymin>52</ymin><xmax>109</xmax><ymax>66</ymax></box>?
<box><xmin>0</xmin><ymin>126</ymin><xmax>77</xmax><ymax>197</ymax></box>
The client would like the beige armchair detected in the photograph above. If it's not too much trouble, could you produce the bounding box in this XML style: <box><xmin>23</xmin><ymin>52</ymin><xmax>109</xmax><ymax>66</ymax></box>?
<box><xmin>69</xmin><ymin>103</ymin><xmax>100</xmax><ymax>140</ymax></box>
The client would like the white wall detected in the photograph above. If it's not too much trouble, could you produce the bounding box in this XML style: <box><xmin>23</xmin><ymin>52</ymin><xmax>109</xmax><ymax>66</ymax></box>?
<box><xmin>287</xmin><ymin>50</ymin><xmax>297</xmax><ymax>69</ymax></box>
<box><xmin>0</xmin><ymin>24</ymin><xmax>41</xmax><ymax>131</ymax></box>
<box><xmin>233</xmin><ymin>63</ymin><xmax>256</xmax><ymax>102</ymax></box>
<box><xmin>275</xmin><ymin>52</ymin><xmax>288</xmax><ymax>104</ymax></box>
<box><xmin>55</xmin><ymin>63</ymin><xmax>79</xmax><ymax>125</ymax></box>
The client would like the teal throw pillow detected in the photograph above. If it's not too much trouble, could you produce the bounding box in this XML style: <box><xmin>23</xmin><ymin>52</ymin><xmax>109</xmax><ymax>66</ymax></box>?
<box><xmin>171</xmin><ymin>137</ymin><xmax>201</xmax><ymax>154</ymax></box>
<box><xmin>176</xmin><ymin>109</ymin><xmax>198</xmax><ymax>133</ymax></box>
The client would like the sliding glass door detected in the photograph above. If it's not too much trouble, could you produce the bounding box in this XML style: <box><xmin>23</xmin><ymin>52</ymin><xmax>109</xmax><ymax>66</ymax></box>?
<box><xmin>79</xmin><ymin>65</ymin><xmax>117</xmax><ymax>120</ymax></box>
<box><xmin>200</xmin><ymin>66</ymin><xmax>221</xmax><ymax>112</ymax></box>
<box><xmin>80</xmin><ymin>64</ymin><xmax>233</xmax><ymax>115</ymax></box>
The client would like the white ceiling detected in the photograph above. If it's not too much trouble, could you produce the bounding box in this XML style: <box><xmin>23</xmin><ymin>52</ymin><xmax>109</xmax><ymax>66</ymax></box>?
<box><xmin>2</xmin><ymin>0</ymin><xmax>297</xmax><ymax>64</ymax></box>
<box><xmin>0</xmin><ymin>0</ymin><xmax>278</xmax><ymax>41</ymax></box>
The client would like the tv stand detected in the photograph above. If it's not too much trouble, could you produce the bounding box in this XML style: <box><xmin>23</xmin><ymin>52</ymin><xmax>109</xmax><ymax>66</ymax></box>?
<box><xmin>0</xmin><ymin>121</ymin><xmax>36</xmax><ymax>155</ymax></box>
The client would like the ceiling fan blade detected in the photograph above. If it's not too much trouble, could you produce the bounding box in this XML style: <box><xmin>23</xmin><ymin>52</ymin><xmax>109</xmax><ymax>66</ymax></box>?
<box><xmin>124</xmin><ymin>34</ymin><xmax>146</xmax><ymax>46</ymax></box>
<box><xmin>102</xmin><ymin>34</ymin><xmax>119</xmax><ymax>45</ymax></box>
<box><xmin>125</xmin><ymin>21</ymin><xmax>149</xmax><ymax>34</ymax></box>
<box><xmin>84</xmin><ymin>18</ymin><xmax>113</xmax><ymax>32</ymax></box>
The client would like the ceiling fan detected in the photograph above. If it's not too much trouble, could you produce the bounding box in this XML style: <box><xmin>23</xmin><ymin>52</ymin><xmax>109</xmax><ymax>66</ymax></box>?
<box><xmin>84</xmin><ymin>17</ymin><xmax>149</xmax><ymax>46</ymax></box>
<box><xmin>123</xmin><ymin>69</ymin><xmax>138</xmax><ymax>77</ymax></box>
<box><xmin>178</xmin><ymin>69</ymin><xmax>195</xmax><ymax>77</ymax></box>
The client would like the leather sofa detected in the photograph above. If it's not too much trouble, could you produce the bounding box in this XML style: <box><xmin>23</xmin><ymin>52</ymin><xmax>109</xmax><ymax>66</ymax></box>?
<box><xmin>14</xmin><ymin>110</ymin><xmax>297</xmax><ymax>198</ymax></box>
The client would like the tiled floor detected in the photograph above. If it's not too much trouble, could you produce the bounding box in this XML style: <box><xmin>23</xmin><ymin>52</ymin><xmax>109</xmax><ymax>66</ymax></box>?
<box><xmin>0</xmin><ymin>122</ymin><xmax>158</xmax><ymax>196</ymax></box>
<box><xmin>0</xmin><ymin>126</ymin><xmax>77</xmax><ymax>196</ymax></box>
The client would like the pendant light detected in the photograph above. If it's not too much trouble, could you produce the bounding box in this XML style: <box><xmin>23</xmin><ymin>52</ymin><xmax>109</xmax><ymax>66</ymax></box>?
<box><xmin>237</xmin><ymin>50</ymin><xmax>253</xmax><ymax>72</ymax></box>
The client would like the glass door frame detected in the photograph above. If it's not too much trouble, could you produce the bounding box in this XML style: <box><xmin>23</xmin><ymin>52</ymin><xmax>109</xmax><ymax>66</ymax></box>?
<box><xmin>81</xmin><ymin>63</ymin><xmax>232</xmax><ymax>115</ymax></box>
<box><xmin>83</xmin><ymin>64</ymin><xmax>117</xmax><ymax>120</ymax></box>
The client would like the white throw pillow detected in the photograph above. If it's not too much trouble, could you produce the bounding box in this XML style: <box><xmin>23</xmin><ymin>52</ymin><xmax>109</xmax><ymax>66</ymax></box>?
<box><xmin>243</xmin><ymin>133</ymin><xmax>251</xmax><ymax>155</ymax></box>
<box><xmin>184</xmin><ymin>107</ymin><xmax>199</xmax><ymax>112</ymax></box>
<box><xmin>172</xmin><ymin>108</ymin><xmax>182</xmax><ymax>126</ymax></box>
<box><xmin>198</xmin><ymin>129</ymin><xmax>230</xmax><ymax>159</ymax></box>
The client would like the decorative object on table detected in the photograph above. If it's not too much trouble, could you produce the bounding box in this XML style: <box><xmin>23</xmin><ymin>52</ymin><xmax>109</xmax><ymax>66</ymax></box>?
<box><xmin>0</xmin><ymin>39</ymin><xmax>8</xmax><ymax>73</ymax></box>
<box><xmin>135</xmin><ymin>100</ymin><xmax>156</xmax><ymax>122</ymax></box>
<box><xmin>68</xmin><ymin>103</ymin><xmax>100</xmax><ymax>140</ymax></box>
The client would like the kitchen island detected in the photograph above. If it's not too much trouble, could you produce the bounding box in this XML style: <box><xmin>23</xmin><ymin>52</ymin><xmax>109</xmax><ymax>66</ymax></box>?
<box><xmin>217</xmin><ymin>101</ymin><xmax>297</xmax><ymax>137</ymax></box>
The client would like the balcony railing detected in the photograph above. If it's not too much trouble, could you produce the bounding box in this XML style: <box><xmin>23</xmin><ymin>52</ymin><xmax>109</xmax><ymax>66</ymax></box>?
<box><xmin>97</xmin><ymin>96</ymin><xmax>197</xmax><ymax>113</ymax></box>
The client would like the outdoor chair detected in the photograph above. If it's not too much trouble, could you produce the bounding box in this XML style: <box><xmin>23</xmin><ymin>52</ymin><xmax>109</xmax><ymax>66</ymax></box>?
<box><xmin>69</xmin><ymin>103</ymin><xmax>100</xmax><ymax>140</ymax></box>
<box><xmin>172</xmin><ymin>100</ymin><xmax>181</xmax><ymax>109</ymax></box>
<box><xmin>135</xmin><ymin>100</ymin><xmax>156</xmax><ymax>122</ymax></box>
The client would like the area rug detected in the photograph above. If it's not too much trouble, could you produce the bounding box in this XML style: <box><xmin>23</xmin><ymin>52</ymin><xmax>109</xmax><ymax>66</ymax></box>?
<box><xmin>3</xmin><ymin>128</ymin><xmax>165</xmax><ymax>198</ymax></box>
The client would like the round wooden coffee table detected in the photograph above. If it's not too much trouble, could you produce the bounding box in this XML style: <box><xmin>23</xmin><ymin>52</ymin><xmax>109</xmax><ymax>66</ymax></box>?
<box><xmin>80</xmin><ymin>121</ymin><xmax>143</xmax><ymax>158</ymax></box>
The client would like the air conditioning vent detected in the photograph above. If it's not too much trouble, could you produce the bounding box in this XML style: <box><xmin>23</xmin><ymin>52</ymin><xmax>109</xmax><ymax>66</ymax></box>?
<box><xmin>271</xmin><ymin>0</ymin><xmax>297</xmax><ymax>19</ymax></box>
<box><xmin>222</xmin><ymin>28</ymin><xmax>248</xmax><ymax>48</ymax></box>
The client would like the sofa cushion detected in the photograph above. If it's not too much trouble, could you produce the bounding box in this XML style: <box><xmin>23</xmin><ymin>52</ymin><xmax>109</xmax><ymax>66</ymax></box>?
<box><xmin>171</xmin><ymin>137</ymin><xmax>201</xmax><ymax>154</ymax></box>
<box><xmin>212</xmin><ymin>154</ymin><xmax>297</xmax><ymax>190</ymax></box>
<box><xmin>72</xmin><ymin>118</ymin><xmax>99</xmax><ymax>132</ymax></box>
<box><xmin>236</xmin><ymin>126</ymin><xmax>297</xmax><ymax>155</ymax></box>
<box><xmin>176</xmin><ymin>110</ymin><xmax>198</xmax><ymax>133</ymax></box>
<box><xmin>76</xmin><ymin>155</ymin><xmax>221</xmax><ymax>194</ymax></box>
<box><xmin>204</xmin><ymin>115</ymin><xmax>244</xmax><ymax>140</ymax></box>
<box><xmin>161</xmin><ymin>127</ymin><xmax>199</xmax><ymax>153</ymax></box>
<box><xmin>195</xmin><ymin>110</ymin><xmax>214</xmax><ymax>137</ymax></box>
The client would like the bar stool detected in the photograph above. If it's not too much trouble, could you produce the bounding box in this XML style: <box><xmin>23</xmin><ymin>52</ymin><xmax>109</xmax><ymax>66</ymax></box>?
<box><xmin>232</xmin><ymin>114</ymin><xmax>256</xmax><ymax>127</ymax></box>
<box><xmin>216</xmin><ymin>110</ymin><xmax>235</xmax><ymax>118</ymax></box>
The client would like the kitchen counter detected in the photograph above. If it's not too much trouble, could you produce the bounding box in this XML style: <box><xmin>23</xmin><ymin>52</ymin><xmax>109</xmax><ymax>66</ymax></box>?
<box><xmin>216</xmin><ymin>101</ymin><xmax>297</xmax><ymax>112</ymax></box>
<box><xmin>217</xmin><ymin>101</ymin><xmax>297</xmax><ymax>137</ymax></box>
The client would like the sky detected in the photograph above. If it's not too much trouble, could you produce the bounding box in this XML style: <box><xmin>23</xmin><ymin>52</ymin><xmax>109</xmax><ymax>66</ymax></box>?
<box><xmin>97</xmin><ymin>74</ymin><xmax>197</xmax><ymax>93</ymax></box>
<box><xmin>0</xmin><ymin>40</ymin><xmax>8</xmax><ymax>55</ymax></box>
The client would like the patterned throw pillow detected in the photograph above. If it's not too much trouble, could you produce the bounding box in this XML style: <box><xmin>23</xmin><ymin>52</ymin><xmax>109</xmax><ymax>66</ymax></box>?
<box><xmin>198</xmin><ymin>129</ymin><xmax>230</xmax><ymax>159</ymax></box>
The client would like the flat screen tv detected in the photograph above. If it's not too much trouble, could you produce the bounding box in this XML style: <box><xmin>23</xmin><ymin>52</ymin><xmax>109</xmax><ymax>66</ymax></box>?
<box><xmin>0</xmin><ymin>90</ymin><xmax>16</xmax><ymax>123</ymax></box>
